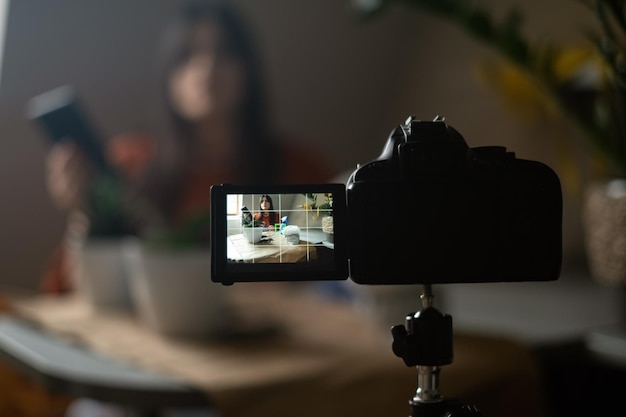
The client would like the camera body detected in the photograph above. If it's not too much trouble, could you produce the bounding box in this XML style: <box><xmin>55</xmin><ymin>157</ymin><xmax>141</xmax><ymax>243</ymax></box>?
<box><xmin>210</xmin><ymin>116</ymin><xmax>562</xmax><ymax>285</ymax></box>
<box><xmin>347</xmin><ymin>116</ymin><xmax>562</xmax><ymax>284</ymax></box>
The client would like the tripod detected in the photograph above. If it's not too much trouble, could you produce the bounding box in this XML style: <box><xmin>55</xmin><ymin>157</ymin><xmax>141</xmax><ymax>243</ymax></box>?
<box><xmin>391</xmin><ymin>284</ymin><xmax>482</xmax><ymax>417</ymax></box>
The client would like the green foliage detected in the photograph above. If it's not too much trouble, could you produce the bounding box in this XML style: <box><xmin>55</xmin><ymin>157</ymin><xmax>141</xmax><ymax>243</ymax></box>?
<box><xmin>144</xmin><ymin>211</ymin><xmax>211</xmax><ymax>250</ymax></box>
<box><xmin>243</xmin><ymin>218</ymin><xmax>264</xmax><ymax>227</ymax></box>
<box><xmin>86</xmin><ymin>174</ymin><xmax>136</xmax><ymax>237</ymax></box>
<box><xmin>87</xmin><ymin>173</ymin><xmax>210</xmax><ymax>249</ymax></box>
<box><xmin>302</xmin><ymin>193</ymin><xmax>333</xmax><ymax>218</ymax></box>
<box><xmin>355</xmin><ymin>0</ymin><xmax>626</xmax><ymax>177</ymax></box>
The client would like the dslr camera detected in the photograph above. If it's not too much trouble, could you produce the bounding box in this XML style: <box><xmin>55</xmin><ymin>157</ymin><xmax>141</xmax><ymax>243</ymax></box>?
<box><xmin>211</xmin><ymin>116</ymin><xmax>562</xmax><ymax>285</ymax></box>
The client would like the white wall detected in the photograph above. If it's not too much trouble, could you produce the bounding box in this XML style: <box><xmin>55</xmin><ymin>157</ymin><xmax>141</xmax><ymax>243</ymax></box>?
<box><xmin>0</xmin><ymin>0</ymin><xmax>592</xmax><ymax>290</ymax></box>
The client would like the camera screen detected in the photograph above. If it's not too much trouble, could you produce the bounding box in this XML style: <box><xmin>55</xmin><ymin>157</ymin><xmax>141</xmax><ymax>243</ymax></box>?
<box><xmin>211</xmin><ymin>184</ymin><xmax>348</xmax><ymax>284</ymax></box>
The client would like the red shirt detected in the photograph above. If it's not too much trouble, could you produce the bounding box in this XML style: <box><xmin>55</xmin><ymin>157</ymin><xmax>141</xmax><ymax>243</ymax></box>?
<box><xmin>253</xmin><ymin>211</ymin><xmax>281</xmax><ymax>228</ymax></box>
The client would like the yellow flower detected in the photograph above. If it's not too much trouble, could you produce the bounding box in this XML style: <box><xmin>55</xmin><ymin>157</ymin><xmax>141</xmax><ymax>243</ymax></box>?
<box><xmin>475</xmin><ymin>60</ymin><xmax>554</xmax><ymax>120</ymax></box>
<box><xmin>552</xmin><ymin>47</ymin><xmax>598</xmax><ymax>81</ymax></box>
<box><xmin>476</xmin><ymin>45</ymin><xmax>609</xmax><ymax>198</ymax></box>
<box><xmin>476</xmin><ymin>46</ymin><xmax>605</xmax><ymax>122</ymax></box>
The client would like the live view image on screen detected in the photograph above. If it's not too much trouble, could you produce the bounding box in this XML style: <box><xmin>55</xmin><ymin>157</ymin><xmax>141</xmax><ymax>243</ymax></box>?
<box><xmin>225</xmin><ymin>192</ymin><xmax>335</xmax><ymax>265</ymax></box>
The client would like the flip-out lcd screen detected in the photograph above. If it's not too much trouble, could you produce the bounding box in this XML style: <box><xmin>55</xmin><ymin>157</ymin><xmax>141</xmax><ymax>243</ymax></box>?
<box><xmin>211</xmin><ymin>184</ymin><xmax>348</xmax><ymax>284</ymax></box>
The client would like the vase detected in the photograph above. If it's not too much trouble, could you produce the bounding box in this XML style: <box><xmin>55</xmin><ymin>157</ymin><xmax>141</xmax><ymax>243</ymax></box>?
<box><xmin>582</xmin><ymin>179</ymin><xmax>626</xmax><ymax>363</ymax></box>
<box><xmin>122</xmin><ymin>239</ymin><xmax>230</xmax><ymax>339</ymax></box>
<box><xmin>243</xmin><ymin>227</ymin><xmax>264</xmax><ymax>243</ymax></box>
<box><xmin>583</xmin><ymin>179</ymin><xmax>626</xmax><ymax>287</ymax></box>
<box><xmin>321</xmin><ymin>215</ymin><xmax>334</xmax><ymax>243</ymax></box>
<box><xmin>69</xmin><ymin>236</ymin><xmax>134</xmax><ymax>312</ymax></box>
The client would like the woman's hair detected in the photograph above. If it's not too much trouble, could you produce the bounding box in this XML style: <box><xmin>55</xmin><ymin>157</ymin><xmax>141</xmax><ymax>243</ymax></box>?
<box><xmin>259</xmin><ymin>194</ymin><xmax>274</xmax><ymax>210</ymax></box>
<box><xmin>158</xmin><ymin>0</ymin><xmax>270</xmax><ymax>146</ymax></box>
<box><xmin>146</xmin><ymin>0</ymin><xmax>280</xmax><ymax>216</ymax></box>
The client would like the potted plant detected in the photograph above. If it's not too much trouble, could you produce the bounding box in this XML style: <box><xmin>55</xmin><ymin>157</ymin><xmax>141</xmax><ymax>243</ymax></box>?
<box><xmin>76</xmin><ymin>160</ymin><xmax>217</xmax><ymax>321</ymax></box>
<box><xmin>121</xmin><ymin>209</ymin><xmax>232</xmax><ymax>339</ymax></box>
<box><xmin>68</xmin><ymin>130</ymin><xmax>165</xmax><ymax>311</ymax></box>
<box><xmin>70</xmin><ymin>172</ymin><xmax>140</xmax><ymax>312</ymax></box>
<box><xmin>301</xmin><ymin>193</ymin><xmax>334</xmax><ymax>242</ymax></box>
<box><xmin>242</xmin><ymin>218</ymin><xmax>265</xmax><ymax>244</ymax></box>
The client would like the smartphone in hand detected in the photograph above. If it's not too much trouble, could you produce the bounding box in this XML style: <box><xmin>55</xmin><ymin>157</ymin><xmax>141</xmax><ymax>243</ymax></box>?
<box><xmin>26</xmin><ymin>85</ymin><xmax>112</xmax><ymax>174</ymax></box>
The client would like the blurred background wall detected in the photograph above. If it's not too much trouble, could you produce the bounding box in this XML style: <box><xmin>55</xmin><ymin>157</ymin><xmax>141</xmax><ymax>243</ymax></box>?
<box><xmin>0</xmin><ymin>0</ymin><xmax>592</xmax><ymax>290</ymax></box>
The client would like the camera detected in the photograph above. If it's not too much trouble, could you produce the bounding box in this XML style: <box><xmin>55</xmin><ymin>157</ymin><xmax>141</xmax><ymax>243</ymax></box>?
<box><xmin>211</xmin><ymin>116</ymin><xmax>562</xmax><ymax>285</ymax></box>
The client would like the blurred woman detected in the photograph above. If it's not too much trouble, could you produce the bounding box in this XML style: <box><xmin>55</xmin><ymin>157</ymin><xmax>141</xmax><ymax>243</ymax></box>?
<box><xmin>42</xmin><ymin>0</ymin><xmax>334</xmax><ymax>292</ymax></box>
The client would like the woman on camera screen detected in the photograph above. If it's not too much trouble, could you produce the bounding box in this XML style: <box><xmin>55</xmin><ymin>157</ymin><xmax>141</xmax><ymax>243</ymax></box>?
<box><xmin>253</xmin><ymin>194</ymin><xmax>280</xmax><ymax>229</ymax></box>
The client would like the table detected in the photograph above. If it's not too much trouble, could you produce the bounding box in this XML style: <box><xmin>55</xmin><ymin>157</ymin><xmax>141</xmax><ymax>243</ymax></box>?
<box><xmin>0</xmin><ymin>284</ymin><xmax>551</xmax><ymax>417</ymax></box>
<box><xmin>0</xmin><ymin>315</ymin><xmax>208</xmax><ymax>413</ymax></box>
<box><xmin>227</xmin><ymin>232</ymin><xmax>317</xmax><ymax>263</ymax></box>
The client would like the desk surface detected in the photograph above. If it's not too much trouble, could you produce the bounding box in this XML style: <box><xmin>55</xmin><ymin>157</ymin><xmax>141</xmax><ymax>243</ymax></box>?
<box><xmin>1</xmin><ymin>285</ymin><xmax>551</xmax><ymax>417</ymax></box>
<box><xmin>227</xmin><ymin>232</ymin><xmax>317</xmax><ymax>263</ymax></box>
<box><xmin>0</xmin><ymin>316</ymin><xmax>209</xmax><ymax>410</ymax></box>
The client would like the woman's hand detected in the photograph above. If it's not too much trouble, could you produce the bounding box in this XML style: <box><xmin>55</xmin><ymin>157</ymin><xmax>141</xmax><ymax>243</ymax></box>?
<box><xmin>45</xmin><ymin>141</ymin><xmax>94</xmax><ymax>211</ymax></box>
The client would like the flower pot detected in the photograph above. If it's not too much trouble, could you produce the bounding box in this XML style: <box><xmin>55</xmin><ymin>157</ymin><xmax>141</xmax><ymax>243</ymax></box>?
<box><xmin>243</xmin><ymin>227</ymin><xmax>264</xmax><ymax>243</ymax></box>
<box><xmin>123</xmin><ymin>239</ymin><xmax>229</xmax><ymax>339</ymax></box>
<box><xmin>70</xmin><ymin>236</ymin><xmax>134</xmax><ymax>312</ymax></box>
<box><xmin>583</xmin><ymin>179</ymin><xmax>626</xmax><ymax>287</ymax></box>
<box><xmin>582</xmin><ymin>179</ymin><xmax>626</xmax><ymax>364</ymax></box>
<box><xmin>321</xmin><ymin>216</ymin><xmax>334</xmax><ymax>243</ymax></box>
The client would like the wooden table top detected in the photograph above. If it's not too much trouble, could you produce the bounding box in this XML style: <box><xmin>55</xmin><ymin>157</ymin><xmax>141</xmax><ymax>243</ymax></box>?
<box><xmin>3</xmin><ymin>283</ymin><xmax>550</xmax><ymax>417</ymax></box>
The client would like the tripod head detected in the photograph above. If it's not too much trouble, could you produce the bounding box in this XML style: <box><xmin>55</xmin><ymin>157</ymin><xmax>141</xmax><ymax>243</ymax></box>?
<box><xmin>391</xmin><ymin>284</ymin><xmax>482</xmax><ymax>417</ymax></box>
